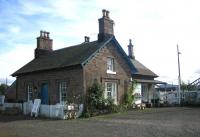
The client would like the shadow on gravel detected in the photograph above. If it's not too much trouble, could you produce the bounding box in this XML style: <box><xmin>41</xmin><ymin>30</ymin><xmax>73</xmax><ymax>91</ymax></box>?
<box><xmin>0</xmin><ymin>115</ymin><xmax>61</xmax><ymax>123</ymax></box>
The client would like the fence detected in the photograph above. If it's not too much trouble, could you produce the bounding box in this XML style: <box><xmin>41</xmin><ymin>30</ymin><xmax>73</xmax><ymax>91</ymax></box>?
<box><xmin>2</xmin><ymin>101</ymin><xmax>83</xmax><ymax>119</ymax></box>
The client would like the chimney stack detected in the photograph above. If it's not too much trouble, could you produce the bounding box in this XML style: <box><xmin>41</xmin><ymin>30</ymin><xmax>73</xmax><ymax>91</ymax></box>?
<box><xmin>128</xmin><ymin>39</ymin><xmax>135</xmax><ymax>60</ymax></box>
<box><xmin>98</xmin><ymin>9</ymin><xmax>114</xmax><ymax>42</ymax></box>
<box><xmin>35</xmin><ymin>30</ymin><xmax>53</xmax><ymax>58</ymax></box>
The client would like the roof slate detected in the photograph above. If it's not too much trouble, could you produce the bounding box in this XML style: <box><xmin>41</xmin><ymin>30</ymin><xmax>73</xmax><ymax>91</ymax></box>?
<box><xmin>12</xmin><ymin>40</ymin><xmax>107</xmax><ymax>76</ymax></box>
<box><xmin>12</xmin><ymin>36</ymin><xmax>155</xmax><ymax>77</ymax></box>
<box><xmin>130</xmin><ymin>59</ymin><xmax>158</xmax><ymax>77</ymax></box>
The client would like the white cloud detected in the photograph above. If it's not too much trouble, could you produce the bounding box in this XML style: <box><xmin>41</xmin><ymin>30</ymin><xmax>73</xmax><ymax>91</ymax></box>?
<box><xmin>0</xmin><ymin>44</ymin><xmax>34</xmax><ymax>79</ymax></box>
<box><xmin>8</xmin><ymin>25</ymin><xmax>21</xmax><ymax>34</ymax></box>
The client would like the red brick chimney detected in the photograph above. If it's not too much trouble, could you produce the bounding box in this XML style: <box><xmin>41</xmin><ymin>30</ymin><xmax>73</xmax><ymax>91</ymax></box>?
<box><xmin>98</xmin><ymin>9</ymin><xmax>114</xmax><ymax>42</ymax></box>
<box><xmin>35</xmin><ymin>30</ymin><xmax>53</xmax><ymax>58</ymax></box>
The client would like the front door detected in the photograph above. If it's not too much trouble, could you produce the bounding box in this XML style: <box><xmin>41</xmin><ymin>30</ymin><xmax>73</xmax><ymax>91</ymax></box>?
<box><xmin>41</xmin><ymin>83</ymin><xmax>48</xmax><ymax>104</ymax></box>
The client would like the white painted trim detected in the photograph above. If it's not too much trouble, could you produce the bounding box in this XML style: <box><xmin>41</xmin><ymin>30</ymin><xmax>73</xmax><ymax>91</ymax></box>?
<box><xmin>106</xmin><ymin>70</ymin><xmax>116</xmax><ymax>74</ymax></box>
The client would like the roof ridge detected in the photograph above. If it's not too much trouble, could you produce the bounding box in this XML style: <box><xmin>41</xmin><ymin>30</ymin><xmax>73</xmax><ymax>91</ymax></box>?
<box><xmin>53</xmin><ymin>40</ymin><xmax>98</xmax><ymax>53</ymax></box>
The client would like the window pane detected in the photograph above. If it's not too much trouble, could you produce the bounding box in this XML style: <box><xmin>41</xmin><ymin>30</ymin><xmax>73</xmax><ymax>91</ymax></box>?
<box><xmin>107</xmin><ymin>91</ymin><xmax>111</xmax><ymax>97</ymax></box>
<box><xmin>105</xmin><ymin>82</ymin><xmax>117</xmax><ymax>104</ymax></box>
<box><xmin>107</xmin><ymin>58</ymin><xmax>114</xmax><ymax>71</ymax></box>
<box><xmin>27</xmin><ymin>84</ymin><xmax>33</xmax><ymax>101</ymax></box>
<box><xmin>59</xmin><ymin>82</ymin><xmax>67</xmax><ymax>103</ymax></box>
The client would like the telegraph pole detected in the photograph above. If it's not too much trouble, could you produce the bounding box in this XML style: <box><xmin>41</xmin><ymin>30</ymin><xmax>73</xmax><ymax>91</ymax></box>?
<box><xmin>177</xmin><ymin>44</ymin><xmax>181</xmax><ymax>105</ymax></box>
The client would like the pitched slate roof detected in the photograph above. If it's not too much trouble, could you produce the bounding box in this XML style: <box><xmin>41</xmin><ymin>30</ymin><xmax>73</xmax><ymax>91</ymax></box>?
<box><xmin>12</xmin><ymin>37</ymin><xmax>137</xmax><ymax>76</ymax></box>
<box><xmin>130</xmin><ymin>59</ymin><xmax>158</xmax><ymax>77</ymax></box>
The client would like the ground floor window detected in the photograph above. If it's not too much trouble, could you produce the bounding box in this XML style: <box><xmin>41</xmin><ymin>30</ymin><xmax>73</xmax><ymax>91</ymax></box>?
<box><xmin>59</xmin><ymin>82</ymin><xmax>67</xmax><ymax>104</ymax></box>
<box><xmin>27</xmin><ymin>84</ymin><xmax>33</xmax><ymax>102</ymax></box>
<box><xmin>105</xmin><ymin>82</ymin><xmax>117</xmax><ymax>104</ymax></box>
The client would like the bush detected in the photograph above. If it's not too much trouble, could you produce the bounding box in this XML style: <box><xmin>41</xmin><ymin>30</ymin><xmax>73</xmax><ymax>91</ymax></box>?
<box><xmin>84</xmin><ymin>81</ymin><xmax>118</xmax><ymax>117</ymax></box>
<box><xmin>0</xmin><ymin>84</ymin><xmax>8</xmax><ymax>95</ymax></box>
<box><xmin>83</xmin><ymin>80</ymin><xmax>137</xmax><ymax>117</ymax></box>
<box><xmin>123</xmin><ymin>80</ymin><xmax>137</xmax><ymax>109</ymax></box>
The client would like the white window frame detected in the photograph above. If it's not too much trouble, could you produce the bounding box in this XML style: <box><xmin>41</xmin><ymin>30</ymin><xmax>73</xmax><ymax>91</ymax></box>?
<box><xmin>27</xmin><ymin>84</ymin><xmax>33</xmax><ymax>102</ymax></box>
<box><xmin>105</xmin><ymin>82</ymin><xmax>117</xmax><ymax>104</ymax></box>
<box><xmin>106</xmin><ymin>57</ymin><xmax>116</xmax><ymax>74</ymax></box>
<box><xmin>59</xmin><ymin>82</ymin><xmax>67</xmax><ymax>105</ymax></box>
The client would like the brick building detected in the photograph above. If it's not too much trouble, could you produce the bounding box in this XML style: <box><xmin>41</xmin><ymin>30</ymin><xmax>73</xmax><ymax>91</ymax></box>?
<box><xmin>11</xmin><ymin>10</ymin><xmax>136</xmax><ymax>106</ymax></box>
<box><xmin>9</xmin><ymin>10</ymin><xmax>162</xmax><ymax>111</ymax></box>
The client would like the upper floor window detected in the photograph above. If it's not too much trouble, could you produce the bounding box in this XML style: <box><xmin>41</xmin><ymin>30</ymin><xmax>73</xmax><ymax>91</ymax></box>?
<box><xmin>59</xmin><ymin>82</ymin><xmax>67</xmax><ymax>104</ymax></box>
<box><xmin>27</xmin><ymin>84</ymin><xmax>33</xmax><ymax>102</ymax></box>
<box><xmin>107</xmin><ymin>57</ymin><xmax>116</xmax><ymax>74</ymax></box>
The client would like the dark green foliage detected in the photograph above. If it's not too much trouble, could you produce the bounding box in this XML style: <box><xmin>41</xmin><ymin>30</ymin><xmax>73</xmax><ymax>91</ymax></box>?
<box><xmin>87</xmin><ymin>80</ymin><xmax>106</xmax><ymax>109</ymax></box>
<box><xmin>83</xmin><ymin>80</ymin><xmax>116</xmax><ymax>117</ymax></box>
<box><xmin>0</xmin><ymin>84</ymin><xmax>8</xmax><ymax>95</ymax></box>
<box><xmin>82</xmin><ymin>80</ymin><xmax>137</xmax><ymax>118</ymax></box>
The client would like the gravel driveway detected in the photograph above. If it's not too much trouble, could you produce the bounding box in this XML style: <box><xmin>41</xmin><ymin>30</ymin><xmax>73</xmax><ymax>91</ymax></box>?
<box><xmin>0</xmin><ymin>107</ymin><xmax>200</xmax><ymax>137</ymax></box>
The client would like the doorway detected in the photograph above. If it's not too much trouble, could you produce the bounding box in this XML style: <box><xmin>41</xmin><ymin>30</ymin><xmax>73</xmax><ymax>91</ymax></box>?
<box><xmin>41</xmin><ymin>83</ymin><xmax>48</xmax><ymax>104</ymax></box>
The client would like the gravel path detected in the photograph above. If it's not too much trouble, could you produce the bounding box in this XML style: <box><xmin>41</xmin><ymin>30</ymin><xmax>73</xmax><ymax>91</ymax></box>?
<box><xmin>0</xmin><ymin>107</ymin><xmax>200</xmax><ymax>137</ymax></box>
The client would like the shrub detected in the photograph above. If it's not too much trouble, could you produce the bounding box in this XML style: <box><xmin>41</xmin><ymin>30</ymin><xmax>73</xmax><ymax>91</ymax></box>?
<box><xmin>123</xmin><ymin>80</ymin><xmax>137</xmax><ymax>109</ymax></box>
<box><xmin>83</xmin><ymin>80</ymin><xmax>137</xmax><ymax>117</ymax></box>
<box><xmin>84</xmin><ymin>80</ymin><xmax>117</xmax><ymax>117</ymax></box>
<box><xmin>0</xmin><ymin>84</ymin><xmax>8</xmax><ymax>95</ymax></box>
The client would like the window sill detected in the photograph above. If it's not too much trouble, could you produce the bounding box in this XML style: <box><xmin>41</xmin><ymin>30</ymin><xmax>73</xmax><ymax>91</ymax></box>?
<box><xmin>106</xmin><ymin>70</ymin><xmax>116</xmax><ymax>74</ymax></box>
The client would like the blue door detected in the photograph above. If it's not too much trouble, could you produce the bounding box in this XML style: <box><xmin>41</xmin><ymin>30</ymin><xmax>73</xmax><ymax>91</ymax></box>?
<box><xmin>41</xmin><ymin>83</ymin><xmax>48</xmax><ymax>104</ymax></box>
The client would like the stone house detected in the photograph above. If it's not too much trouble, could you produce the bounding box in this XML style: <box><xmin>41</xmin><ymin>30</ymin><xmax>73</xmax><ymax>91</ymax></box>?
<box><xmin>8</xmin><ymin>10</ymin><xmax>163</xmax><ymax>116</ymax></box>
<box><xmin>11</xmin><ymin>10</ymin><xmax>136</xmax><ymax>107</ymax></box>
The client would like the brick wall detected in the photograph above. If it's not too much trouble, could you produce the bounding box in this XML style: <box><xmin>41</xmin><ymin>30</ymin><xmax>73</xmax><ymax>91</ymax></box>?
<box><xmin>83</xmin><ymin>43</ymin><xmax>132</xmax><ymax>103</ymax></box>
<box><xmin>16</xmin><ymin>67</ymin><xmax>83</xmax><ymax>105</ymax></box>
<box><xmin>16</xmin><ymin>42</ymin><xmax>132</xmax><ymax>105</ymax></box>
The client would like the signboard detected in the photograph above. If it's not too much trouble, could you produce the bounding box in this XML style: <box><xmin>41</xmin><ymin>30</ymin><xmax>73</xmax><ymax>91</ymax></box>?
<box><xmin>31</xmin><ymin>99</ymin><xmax>41</xmax><ymax>117</ymax></box>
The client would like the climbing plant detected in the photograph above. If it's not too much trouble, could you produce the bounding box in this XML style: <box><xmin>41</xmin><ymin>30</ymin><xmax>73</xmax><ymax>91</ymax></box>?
<box><xmin>123</xmin><ymin>80</ymin><xmax>137</xmax><ymax>109</ymax></box>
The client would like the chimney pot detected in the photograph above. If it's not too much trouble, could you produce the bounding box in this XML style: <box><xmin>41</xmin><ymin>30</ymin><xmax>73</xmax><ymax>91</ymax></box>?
<box><xmin>129</xmin><ymin>39</ymin><xmax>132</xmax><ymax>45</ymax></box>
<box><xmin>44</xmin><ymin>31</ymin><xmax>47</xmax><ymax>38</ymax></box>
<box><xmin>84</xmin><ymin>36</ymin><xmax>90</xmax><ymax>42</ymax></box>
<box><xmin>106</xmin><ymin>10</ymin><xmax>110</xmax><ymax>18</ymax></box>
<box><xmin>47</xmin><ymin>32</ymin><xmax>50</xmax><ymax>39</ymax></box>
<box><xmin>40</xmin><ymin>30</ymin><xmax>43</xmax><ymax>37</ymax></box>
<box><xmin>102</xmin><ymin>9</ymin><xmax>106</xmax><ymax>17</ymax></box>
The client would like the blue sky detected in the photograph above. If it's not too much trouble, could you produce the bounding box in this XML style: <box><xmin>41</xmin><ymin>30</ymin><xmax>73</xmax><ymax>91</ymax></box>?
<box><xmin>1</xmin><ymin>0</ymin><xmax>200</xmax><ymax>85</ymax></box>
